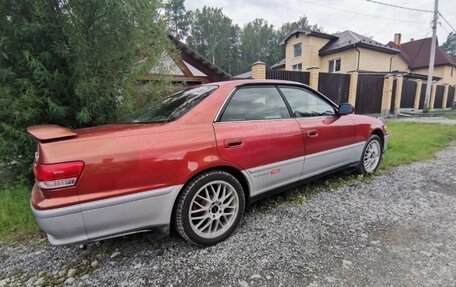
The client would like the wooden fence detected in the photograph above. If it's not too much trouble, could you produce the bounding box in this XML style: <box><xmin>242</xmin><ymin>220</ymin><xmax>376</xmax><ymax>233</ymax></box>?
<box><xmin>263</xmin><ymin>67</ymin><xmax>454</xmax><ymax>115</ymax></box>
<box><xmin>318</xmin><ymin>72</ymin><xmax>350</xmax><ymax>104</ymax></box>
<box><xmin>356</xmin><ymin>75</ymin><xmax>384</xmax><ymax>114</ymax></box>
<box><xmin>448</xmin><ymin>86</ymin><xmax>455</xmax><ymax>108</ymax></box>
<box><xmin>433</xmin><ymin>85</ymin><xmax>445</xmax><ymax>109</ymax></box>
<box><xmin>266</xmin><ymin>70</ymin><xmax>310</xmax><ymax>85</ymax></box>
<box><xmin>400</xmin><ymin>79</ymin><xmax>417</xmax><ymax>109</ymax></box>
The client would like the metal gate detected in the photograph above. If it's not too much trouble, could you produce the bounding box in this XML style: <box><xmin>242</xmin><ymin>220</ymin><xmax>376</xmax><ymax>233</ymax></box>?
<box><xmin>356</xmin><ymin>75</ymin><xmax>384</xmax><ymax>114</ymax></box>
<box><xmin>318</xmin><ymin>72</ymin><xmax>350</xmax><ymax>104</ymax></box>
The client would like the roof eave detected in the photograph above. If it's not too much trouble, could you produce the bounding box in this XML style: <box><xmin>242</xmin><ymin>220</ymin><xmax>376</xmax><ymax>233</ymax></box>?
<box><xmin>280</xmin><ymin>30</ymin><xmax>338</xmax><ymax>46</ymax></box>
<box><xmin>319</xmin><ymin>43</ymin><xmax>400</xmax><ymax>56</ymax></box>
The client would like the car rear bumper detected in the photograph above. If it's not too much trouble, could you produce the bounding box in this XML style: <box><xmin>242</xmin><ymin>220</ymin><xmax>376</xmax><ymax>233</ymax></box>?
<box><xmin>31</xmin><ymin>185</ymin><xmax>182</xmax><ymax>245</ymax></box>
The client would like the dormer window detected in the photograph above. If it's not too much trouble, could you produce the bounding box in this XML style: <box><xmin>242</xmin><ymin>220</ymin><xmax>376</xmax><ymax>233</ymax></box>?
<box><xmin>293</xmin><ymin>43</ymin><xmax>302</xmax><ymax>57</ymax></box>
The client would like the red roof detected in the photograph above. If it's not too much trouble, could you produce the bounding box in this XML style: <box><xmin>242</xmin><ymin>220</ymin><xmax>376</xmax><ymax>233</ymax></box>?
<box><xmin>388</xmin><ymin>38</ymin><xmax>456</xmax><ymax>69</ymax></box>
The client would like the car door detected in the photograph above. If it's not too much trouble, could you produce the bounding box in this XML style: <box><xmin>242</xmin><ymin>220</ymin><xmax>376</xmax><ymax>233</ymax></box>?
<box><xmin>278</xmin><ymin>85</ymin><xmax>361</xmax><ymax>178</ymax></box>
<box><xmin>213</xmin><ymin>85</ymin><xmax>305</xmax><ymax>196</ymax></box>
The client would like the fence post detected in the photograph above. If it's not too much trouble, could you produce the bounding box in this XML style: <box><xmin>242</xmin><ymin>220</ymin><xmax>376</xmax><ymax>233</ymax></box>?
<box><xmin>307</xmin><ymin>66</ymin><xmax>319</xmax><ymax>90</ymax></box>
<box><xmin>442</xmin><ymin>84</ymin><xmax>449</xmax><ymax>109</ymax></box>
<box><xmin>413</xmin><ymin>80</ymin><xmax>422</xmax><ymax>110</ymax></box>
<box><xmin>251</xmin><ymin>61</ymin><xmax>266</xmax><ymax>80</ymax></box>
<box><xmin>429</xmin><ymin>83</ymin><xmax>437</xmax><ymax>110</ymax></box>
<box><xmin>348</xmin><ymin>71</ymin><xmax>358</xmax><ymax>107</ymax></box>
<box><xmin>393</xmin><ymin>75</ymin><xmax>403</xmax><ymax>115</ymax></box>
<box><xmin>381</xmin><ymin>75</ymin><xmax>393</xmax><ymax>117</ymax></box>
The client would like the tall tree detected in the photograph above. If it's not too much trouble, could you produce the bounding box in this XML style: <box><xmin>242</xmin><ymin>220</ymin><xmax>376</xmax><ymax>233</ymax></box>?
<box><xmin>186</xmin><ymin>7</ymin><xmax>236</xmax><ymax>74</ymax></box>
<box><xmin>163</xmin><ymin>0</ymin><xmax>190</xmax><ymax>39</ymax></box>
<box><xmin>240</xmin><ymin>19</ymin><xmax>283</xmax><ymax>71</ymax></box>
<box><xmin>442</xmin><ymin>32</ymin><xmax>456</xmax><ymax>56</ymax></box>
<box><xmin>0</xmin><ymin>0</ymin><xmax>170</xmax><ymax>179</ymax></box>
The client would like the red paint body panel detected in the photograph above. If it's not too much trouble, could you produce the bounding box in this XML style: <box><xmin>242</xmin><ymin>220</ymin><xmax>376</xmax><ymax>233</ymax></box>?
<box><xmin>213</xmin><ymin>119</ymin><xmax>305</xmax><ymax>169</ymax></box>
<box><xmin>29</xmin><ymin>80</ymin><xmax>386</xmax><ymax>211</ymax></box>
<box><xmin>294</xmin><ymin>115</ymin><xmax>358</xmax><ymax>155</ymax></box>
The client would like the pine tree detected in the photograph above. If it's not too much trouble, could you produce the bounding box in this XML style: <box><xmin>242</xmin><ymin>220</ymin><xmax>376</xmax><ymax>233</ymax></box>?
<box><xmin>0</xmin><ymin>0</ymin><xmax>171</xmax><ymax>180</ymax></box>
<box><xmin>163</xmin><ymin>0</ymin><xmax>190</xmax><ymax>39</ymax></box>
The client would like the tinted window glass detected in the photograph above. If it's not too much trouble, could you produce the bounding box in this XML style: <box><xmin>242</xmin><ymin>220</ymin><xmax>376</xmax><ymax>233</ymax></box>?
<box><xmin>279</xmin><ymin>86</ymin><xmax>335</xmax><ymax>117</ymax></box>
<box><xmin>121</xmin><ymin>86</ymin><xmax>217</xmax><ymax>123</ymax></box>
<box><xmin>220</xmin><ymin>86</ymin><xmax>290</xmax><ymax>121</ymax></box>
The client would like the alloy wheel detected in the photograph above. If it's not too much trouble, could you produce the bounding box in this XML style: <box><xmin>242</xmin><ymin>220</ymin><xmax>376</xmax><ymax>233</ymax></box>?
<box><xmin>188</xmin><ymin>180</ymin><xmax>239</xmax><ymax>239</ymax></box>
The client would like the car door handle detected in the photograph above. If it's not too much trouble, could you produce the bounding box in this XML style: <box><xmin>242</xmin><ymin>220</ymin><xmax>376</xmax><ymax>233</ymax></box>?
<box><xmin>224</xmin><ymin>138</ymin><xmax>243</xmax><ymax>148</ymax></box>
<box><xmin>307</xmin><ymin>130</ymin><xmax>318</xmax><ymax>137</ymax></box>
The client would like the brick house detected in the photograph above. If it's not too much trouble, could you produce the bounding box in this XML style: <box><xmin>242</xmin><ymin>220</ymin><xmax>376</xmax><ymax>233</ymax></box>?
<box><xmin>278</xmin><ymin>29</ymin><xmax>407</xmax><ymax>74</ymax></box>
<box><xmin>387</xmin><ymin>34</ymin><xmax>456</xmax><ymax>85</ymax></box>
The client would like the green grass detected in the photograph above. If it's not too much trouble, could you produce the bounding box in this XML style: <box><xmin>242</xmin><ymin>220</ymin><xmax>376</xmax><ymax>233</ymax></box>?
<box><xmin>443</xmin><ymin>110</ymin><xmax>456</xmax><ymax>119</ymax></box>
<box><xmin>0</xmin><ymin>184</ymin><xmax>39</xmax><ymax>241</ymax></box>
<box><xmin>1</xmin><ymin>122</ymin><xmax>456</xmax><ymax>242</ymax></box>
<box><xmin>381</xmin><ymin>121</ymin><xmax>456</xmax><ymax>169</ymax></box>
<box><xmin>423</xmin><ymin>108</ymin><xmax>456</xmax><ymax>119</ymax></box>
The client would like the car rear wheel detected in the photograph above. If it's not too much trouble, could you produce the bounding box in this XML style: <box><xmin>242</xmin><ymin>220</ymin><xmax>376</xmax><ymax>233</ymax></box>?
<box><xmin>357</xmin><ymin>135</ymin><xmax>382</xmax><ymax>175</ymax></box>
<box><xmin>174</xmin><ymin>170</ymin><xmax>245</xmax><ymax>246</ymax></box>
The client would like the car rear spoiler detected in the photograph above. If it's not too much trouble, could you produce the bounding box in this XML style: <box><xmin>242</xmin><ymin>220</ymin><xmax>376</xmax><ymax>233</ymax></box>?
<box><xmin>27</xmin><ymin>125</ymin><xmax>77</xmax><ymax>141</ymax></box>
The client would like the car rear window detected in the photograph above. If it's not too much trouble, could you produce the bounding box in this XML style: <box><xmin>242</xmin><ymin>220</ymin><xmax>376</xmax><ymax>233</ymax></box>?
<box><xmin>121</xmin><ymin>85</ymin><xmax>218</xmax><ymax>123</ymax></box>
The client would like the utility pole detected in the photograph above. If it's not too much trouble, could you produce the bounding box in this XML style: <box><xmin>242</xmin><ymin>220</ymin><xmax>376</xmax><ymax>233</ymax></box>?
<box><xmin>424</xmin><ymin>0</ymin><xmax>439</xmax><ymax>110</ymax></box>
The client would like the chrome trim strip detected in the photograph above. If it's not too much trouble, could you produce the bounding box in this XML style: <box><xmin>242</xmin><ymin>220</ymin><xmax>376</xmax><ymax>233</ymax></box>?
<box><xmin>214</xmin><ymin>118</ymin><xmax>299</xmax><ymax>124</ymax></box>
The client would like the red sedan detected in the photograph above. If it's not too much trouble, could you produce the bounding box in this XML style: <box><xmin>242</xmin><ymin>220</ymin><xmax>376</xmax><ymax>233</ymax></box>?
<box><xmin>28</xmin><ymin>80</ymin><xmax>389</xmax><ymax>246</ymax></box>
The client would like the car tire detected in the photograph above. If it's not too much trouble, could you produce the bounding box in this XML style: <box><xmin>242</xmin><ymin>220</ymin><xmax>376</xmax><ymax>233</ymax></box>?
<box><xmin>356</xmin><ymin>134</ymin><xmax>383</xmax><ymax>175</ymax></box>
<box><xmin>174</xmin><ymin>170</ymin><xmax>245</xmax><ymax>246</ymax></box>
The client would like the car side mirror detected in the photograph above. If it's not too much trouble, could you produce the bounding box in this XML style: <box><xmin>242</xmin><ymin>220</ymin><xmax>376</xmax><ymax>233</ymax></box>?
<box><xmin>338</xmin><ymin>103</ymin><xmax>354</xmax><ymax>115</ymax></box>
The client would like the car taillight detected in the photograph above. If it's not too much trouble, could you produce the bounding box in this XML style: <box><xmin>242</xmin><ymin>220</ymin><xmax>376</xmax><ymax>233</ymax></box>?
<box><xmin>34</xmin><ymin>161</ymin><xmax>84</xmax><ymax>189</ymax></box>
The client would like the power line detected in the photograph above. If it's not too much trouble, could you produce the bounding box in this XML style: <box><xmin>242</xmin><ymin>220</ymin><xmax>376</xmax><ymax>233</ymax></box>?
<box><xmin>298</xmin><ymin>0</ymin><xmax>423</xmax><ymax>24</ymax></box>
<box><xmin>439</xmin><ymin>13</ymin><xmax>456</xmax><ymax>33</ymax></box>
<box><xmin>439</xmin><ymin>21</ymin><xmax>451</xmax><ymax>35</ymax></box>
<box><xmin>365</xmin><ymin>0</ymin><xmax>433</xmax><ymax>13</ymax></box>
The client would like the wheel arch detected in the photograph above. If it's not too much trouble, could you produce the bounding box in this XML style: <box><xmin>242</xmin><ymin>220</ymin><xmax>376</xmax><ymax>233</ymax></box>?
<box><xmin>170</xmin><ymin>165</ymin><xmax>251</xmax><ymax>225</ymax></box>
<box><xmin>371</xmin><ymin>128</ymin><xmax>385</xmax><ymax>148</ymax></box>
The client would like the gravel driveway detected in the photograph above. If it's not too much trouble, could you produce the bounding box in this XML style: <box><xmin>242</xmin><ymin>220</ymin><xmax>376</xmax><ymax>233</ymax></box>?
<box><xmin>1</xmin><ymin>142</ymin><xmax>456</xmax><ymax>287</ymax></box>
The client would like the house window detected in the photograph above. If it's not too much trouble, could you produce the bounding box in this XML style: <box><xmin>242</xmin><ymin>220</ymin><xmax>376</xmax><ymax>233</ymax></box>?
<box><xmin>292</xmin><ymin>64</ymin><xmax>302</xmax><ymax>71</ymax></box>
<box><xmin>328</xmin><ymin>59</ymin><xmax>341</xmax><ymax>73</ymax></box>
<box><xmin>293</xmin><ymin>43</ymin><xmax>302</xmax><ymax>57</ymax></box>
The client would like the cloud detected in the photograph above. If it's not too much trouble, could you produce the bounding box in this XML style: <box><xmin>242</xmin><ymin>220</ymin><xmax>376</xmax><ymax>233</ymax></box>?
<box><xmin>185</xmin><ymin>0</ymin><xmax>455</xmax><ymax>44</ymax></box>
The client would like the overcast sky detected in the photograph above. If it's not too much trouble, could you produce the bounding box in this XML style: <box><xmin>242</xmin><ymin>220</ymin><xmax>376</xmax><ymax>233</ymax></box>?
<box><xmin>185</xmin><ymin>0</ymin><xmax>455</xmax><ymax>45</ymax></box>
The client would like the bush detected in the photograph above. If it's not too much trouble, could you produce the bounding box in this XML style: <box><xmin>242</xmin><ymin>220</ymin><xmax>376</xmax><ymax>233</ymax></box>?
<box><xmin>0</xmin><ymin>0</ymin><xmax>171</xmax><ymax>180</ymax></box>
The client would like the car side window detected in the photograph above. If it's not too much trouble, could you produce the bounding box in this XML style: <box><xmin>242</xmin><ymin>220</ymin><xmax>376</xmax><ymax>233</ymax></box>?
<box><xmin>279</xmin><ymin>86</ymin><xmax>335</xmax><ymax>117</ymax></box>
<box><xmin>220</xmin><ymin>86</ymin><xmax>291</xmax><ymax>121</ymax></box>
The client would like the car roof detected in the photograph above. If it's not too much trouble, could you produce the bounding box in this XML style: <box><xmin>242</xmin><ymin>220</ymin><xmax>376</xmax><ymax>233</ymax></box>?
<box><xmin>208</xmin><ymin>79</ymin><xmax>310</xmax><ymax>88</ymax></box>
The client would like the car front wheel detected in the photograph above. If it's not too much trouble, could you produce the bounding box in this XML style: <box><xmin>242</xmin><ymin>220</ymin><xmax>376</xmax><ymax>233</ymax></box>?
<box><xmin>357</xmin><ymin>134</ymin><xmax>383</xmax><ymax>174</ymax></box>
<box><xmin>174</xmin><ymin>170</ymin><xmax>245</xmax><ymax>246</ymax></box>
